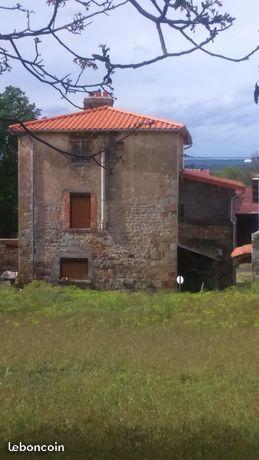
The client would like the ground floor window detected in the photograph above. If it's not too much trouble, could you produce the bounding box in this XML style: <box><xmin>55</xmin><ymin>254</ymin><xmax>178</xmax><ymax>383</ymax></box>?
<box><xmin>60</xmin><ymin>258</ymin><xmax>88</xmax><ymax>281</ymax></box>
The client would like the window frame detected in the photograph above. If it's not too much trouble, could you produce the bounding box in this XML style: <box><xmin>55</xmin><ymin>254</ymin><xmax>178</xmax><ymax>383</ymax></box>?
<box><xmin>60</xmin><ymin>257</ymin><xmax>89</xmax><ymax>282</ymax></box>
<box><xmin>70</xmin><ymin>139</ymin><xmax>92</xmax><ymax>164</ymax></box>
<box><xmin>63</xmin><ymin>191</ymin><xmax>97</xmax><ymax>232</ymax></box>
<box><xmin>70</xmin><ymin>192</ymin><xmax>91</xmax><ymax>229</ymax></box>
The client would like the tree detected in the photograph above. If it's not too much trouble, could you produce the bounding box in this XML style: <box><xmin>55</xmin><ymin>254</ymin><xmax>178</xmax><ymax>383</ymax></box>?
<box><xmin>0</xmin><ymin>1</ymin><xmax>257</xmax><ymax>194</ymax></box>
<box><xmin>0</xmin><ymin>1</ymin><xmax>258</xmax><ymax>107</ymax></box>
<box><xmin>215</xmin><ymin>165</ymin><xmax>259</xmax><ymax>186</ymax></box>
<box><xmin>0</xmin><ymin>86</ymin><xmax>41</xmax><ymax>237</ymax></box>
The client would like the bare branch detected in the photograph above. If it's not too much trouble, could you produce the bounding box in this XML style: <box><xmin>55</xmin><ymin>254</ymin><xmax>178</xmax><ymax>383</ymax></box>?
<box><xmin>5</xmin><ymin>116</ymin><xmax>156</xmax><ymax>168</ymax></box>
<box><xmin>0</xmin><ymin>0</ymin><xmax>257</xmax><ymax>104</ymax></box>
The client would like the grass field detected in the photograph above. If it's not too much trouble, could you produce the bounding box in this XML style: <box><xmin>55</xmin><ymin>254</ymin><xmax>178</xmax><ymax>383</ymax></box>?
<box><xmin>0</xmin><ymin>281</ymin><xmax>258</xmax><ymax>459</ymax></box>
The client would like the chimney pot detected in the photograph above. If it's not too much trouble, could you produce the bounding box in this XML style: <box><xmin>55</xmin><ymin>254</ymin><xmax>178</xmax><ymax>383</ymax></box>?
<box><xmin>83</xmin><ymin>91</ymin><xmax>114</xmax><ymax>109</ymax></box>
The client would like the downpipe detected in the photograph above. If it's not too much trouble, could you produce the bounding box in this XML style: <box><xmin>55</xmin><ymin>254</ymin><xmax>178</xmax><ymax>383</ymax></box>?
<box><xmin>100</xmin><ymin>150</ymin><xmax>105</xmax><ymax>231</ymax></box>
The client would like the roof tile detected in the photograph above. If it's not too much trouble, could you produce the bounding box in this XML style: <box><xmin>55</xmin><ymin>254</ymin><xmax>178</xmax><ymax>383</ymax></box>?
<box><xmin>180</xmin><ymin>170</ymin><xmax>245</xmax><ymax>191</ymax></box>
<box><xmin>231</xmin><ymin>244</ymin><xmax>252</xmax><ymax>258</ymax></box>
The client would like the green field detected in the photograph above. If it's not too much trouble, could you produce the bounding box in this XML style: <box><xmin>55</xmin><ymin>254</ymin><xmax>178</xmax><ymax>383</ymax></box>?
<box><xmin>0</xmin><ymin>281</ymin><xmax>258</xmax><ymax>459</ymax></box>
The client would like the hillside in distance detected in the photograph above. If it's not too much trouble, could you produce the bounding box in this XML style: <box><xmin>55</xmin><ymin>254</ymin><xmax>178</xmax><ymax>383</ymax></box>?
<box><xmin>184</xmin><ymin>158</ymin><xmax>246</xmax><ymax>171</ymax></box>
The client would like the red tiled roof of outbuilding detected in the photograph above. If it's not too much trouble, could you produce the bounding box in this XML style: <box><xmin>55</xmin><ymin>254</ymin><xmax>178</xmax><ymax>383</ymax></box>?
<box><xmin>9</xmin><ymin>105</ymin><xmax>192</xmax><ymax>144</ymax></box>
<box><xmin>231</xmin><ymin>244</ymin><xmax>252</xmax><ymax>259</ymax></box>
<box><xmin>180</xmin><ymin>170</ymin><xmax>245</xmax><ymax>192</ymax></box>
<box><xmin>234</xmin><ymin>187</ymin><xmax>259</xmax><ymax>214</ymax></box>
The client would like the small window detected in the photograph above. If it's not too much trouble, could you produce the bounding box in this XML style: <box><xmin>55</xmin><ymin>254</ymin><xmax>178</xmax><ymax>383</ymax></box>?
<box><xmin>71</xmin><ymin>140</ymin><xmax>91</xmax><ymax>163</ymax></box>
<box><xmin>60</xmin><ymin>258</ymin><xmax>88</xmax><ymax>281</ymax></box>
<box><xmin>70</xmin><ymin>193</ymin><xmax>91</xmax><ymax>228</ymax></box>
<box><xmin>115</xmin><ymin>141</ymin><xmax>124</xmax><ymax>153</ymax></box>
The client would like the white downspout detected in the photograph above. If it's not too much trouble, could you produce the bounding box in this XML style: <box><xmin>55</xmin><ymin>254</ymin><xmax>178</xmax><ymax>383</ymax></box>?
<box><xmin>100</xmin><ymin>150</ymin><xmax>105</xmax><ymax>231</ymax></box>
<box><xmin>30</xmin><ymin>137</ymin><xmax>35</xmax><ymax>278</ymax></box>
<box><xmin>230</xmin><ymin>189</ymin><xmax>245</xmax><ymax>284</ymax></box>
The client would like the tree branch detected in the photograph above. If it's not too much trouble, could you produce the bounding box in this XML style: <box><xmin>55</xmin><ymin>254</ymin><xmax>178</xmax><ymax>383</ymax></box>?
<box><xmin>0</xmin><ymin>0</ymin><xmax>257</xmax><ymax>104</ymax></box>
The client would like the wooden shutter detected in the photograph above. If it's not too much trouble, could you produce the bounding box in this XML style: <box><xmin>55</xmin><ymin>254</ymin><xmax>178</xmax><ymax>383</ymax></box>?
<box><xmin>60</xmin><ymin>258</ymin><xmax>88</xmax><ymax>280</ymax></box>
<box><xmin>70</xmin><ymin>193</ymin><xmax>91</xmax><ymax>228</ymax></box>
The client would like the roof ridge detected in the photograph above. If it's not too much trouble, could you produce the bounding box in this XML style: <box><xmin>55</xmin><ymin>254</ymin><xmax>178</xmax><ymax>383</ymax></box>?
<box><xmin>13</xmin><ymin>104</ymin><xmax>184</xmax><ymax>129</ymax></box>
<box><xmin>107</xmin><ymin>105</ymin><xmax>185</xmax><ymax>128</ymax></box>
<box><xmin>25</xmin><ymin>105</ymin><xmax>109</xmax><ymax>125</ymax></box>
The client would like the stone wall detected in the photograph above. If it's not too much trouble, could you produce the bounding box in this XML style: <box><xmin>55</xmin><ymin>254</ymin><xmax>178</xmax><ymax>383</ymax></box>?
<box><xmin>179</xmin><ymin>179</ymin><xmax>234</xmax><ymax>224</ymax></box>
<box><xmin>179</xmin><ymin>179</ymin><xmax>235</xmax><ymax>290</ymax></box>
<box><xmin>179</xmin><ymin>222</ymin><xmax>233</xmax><ymax>259</ymax></box>
<box><xmin>0</xmin><ymin>239</ymin><xmax>18</xmax><ymax>274</ymax></box>
<box><xmin>18</xmin><ymin>131</ymin><xmax>182</xmax><ymax>289</ymax></box>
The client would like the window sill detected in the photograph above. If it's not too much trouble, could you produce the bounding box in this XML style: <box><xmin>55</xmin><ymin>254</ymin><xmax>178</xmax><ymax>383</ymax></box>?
<box><xmin>59</xmin><ymin>279</ymin><xmax>91</xmax><ymax>283</ymax></box>
<box><xmin>65</xmin><ymin>227</ymin><xmax>97</xmax><ymax>233</ymax></box>
<box><xmin>71</xmin><ymin>161</ymin><xmax>91</xmax><ymax>166</ymax></box>
<box><xmin>58</xmin><ymin>279</ymin><xmax>92</xmax><ymax>287</ymax></box>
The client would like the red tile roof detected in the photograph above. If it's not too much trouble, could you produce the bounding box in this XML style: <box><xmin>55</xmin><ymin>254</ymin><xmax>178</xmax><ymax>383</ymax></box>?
<box><xmin>231</xmin><ymin>244</ymin><xmax>252</xmax><ymax>259</ymax></box>
<box><xmin>9</xmin><ymin>105</ymin><xmax>192</xmax><ymax>144</ymax></box>
<box><xmin>234</xmin><ymin>187</ymin><xmax>259</xmax><ymax>214</ymax></box>
<box><xmin>184</xmin><ymin>168</ymin><xmax>210</xmax><ymax>176</ymax></box>
<box><xmin>180</xmin><ymin>170</ymin><xmax>245</xmax><ymax>191</ymax></box>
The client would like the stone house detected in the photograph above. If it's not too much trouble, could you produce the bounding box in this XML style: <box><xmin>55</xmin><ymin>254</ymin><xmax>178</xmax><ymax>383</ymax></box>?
<box><xmin>11</xmin><ymin>93</ymin><xmax>192</xmax><ymax>290</ymax></box>
<box><xmin>178</xmin><ymin>169</ymin><xmax>245</xmax><ymax>291</ymax></box>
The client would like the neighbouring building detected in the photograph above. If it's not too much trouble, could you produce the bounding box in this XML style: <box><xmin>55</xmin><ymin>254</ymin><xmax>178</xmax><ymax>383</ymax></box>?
<box><xmin>178</xmin><ymin>170</ymin><xmax>245</xmax><ymax>291</ymax></box>
<box><xmin>10</xmin><ymin>92</ymin><xmax>192</xmax><ymax>290</ymax></box>
<box><xmin>234</xmin><ymin>184</ymin><xmax>259</xmax><ymax>246</ymax></box>
<box><xmin>231</xmin><ymin>179</ymin><xmax>259</xmax><ymax>272</ymax></box>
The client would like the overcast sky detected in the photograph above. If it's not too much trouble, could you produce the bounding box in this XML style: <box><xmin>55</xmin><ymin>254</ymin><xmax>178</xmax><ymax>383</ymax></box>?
<box><xmin>1</xmin><ymin>0</ymin><xmax>259</xmax><ymax>158</ymax></box>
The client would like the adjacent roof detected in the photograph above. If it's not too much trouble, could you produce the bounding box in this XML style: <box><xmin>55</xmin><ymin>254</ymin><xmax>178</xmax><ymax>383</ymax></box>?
<box><xmin>184</xmin><ymin>168</ymin><xmax>210</xmax><ymax>176</ymax></box>
<box><xmin>234</xmin><ymin>187</ymin><xmax>259</xmax><ymax>214</ymax></box>
<box><xmin>9</xmin><ymin>105</ymin><xmax>192</xmax><ymax>145</ymax></box>
<box><xmin>231</xmin><ymin>244</ymin><xmax>252</xmax><ymax>259</ymax></box>
<box><xmin>180</xmin><ymin>170</ymin><xmax>245</xmax><ymax>192</ymax></box>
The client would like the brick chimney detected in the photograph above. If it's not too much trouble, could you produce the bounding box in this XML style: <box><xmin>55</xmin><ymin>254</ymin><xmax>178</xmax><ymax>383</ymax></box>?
<box><xmin>83</xmin><ymin>90</ymin><xmax>114</xmax><ymax>109</ymax></box>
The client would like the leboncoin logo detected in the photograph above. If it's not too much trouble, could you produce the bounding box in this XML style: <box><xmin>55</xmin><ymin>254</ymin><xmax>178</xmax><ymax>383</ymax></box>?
<box><xmin>7</xmin><ymin>442</ymin><xmax>65</xmax><ymax>453</ymax></box>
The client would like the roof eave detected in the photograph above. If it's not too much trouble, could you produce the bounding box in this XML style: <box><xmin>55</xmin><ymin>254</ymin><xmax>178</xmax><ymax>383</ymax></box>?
<box><xmin>10</xmin><ymin>126</ymin><xmax>192</xmax><ymax>143</ymax></box>
<box><xmin>180</xmin><ymin>170</ymin><xmax>245</xmax><ymax>192</ymax></box>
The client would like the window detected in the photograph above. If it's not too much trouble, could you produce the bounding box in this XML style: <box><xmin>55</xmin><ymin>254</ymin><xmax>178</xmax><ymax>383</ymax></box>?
<box><xmin>60</xmin><ymin>258</ymin><xmax>88</xmax><ymax>281</ymax></box>
<box><xmin>63</xmin><ymin>191</ymin><xmax>97</xmax><ymax>231</ymax></box>
<box><xmin>71</xmin><ymin>140</ymin><xmax>91</xmax><ymax>163</ymax></box>
<box><xmin>70</xmin><ymin>193</ymin><xmax>91</xmax><ymax>228</ymax></box>
<box><xmin>115</xmin><ymin>141</ymin><xmax>124</xmax><ymax>153</ymax></box>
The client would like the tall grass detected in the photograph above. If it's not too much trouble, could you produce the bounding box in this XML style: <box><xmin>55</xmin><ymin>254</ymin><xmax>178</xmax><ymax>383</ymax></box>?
<box><xmin>0</xmin><ymin>281</ymin><xmax>258</xmax><ymax>459</ymax></box>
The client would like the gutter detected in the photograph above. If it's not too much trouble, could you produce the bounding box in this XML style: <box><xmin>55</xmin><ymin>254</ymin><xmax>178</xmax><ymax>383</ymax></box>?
<box><xmin>230</xmin><ymin>190</ymin><xmax>245</xmax><ymax>249</ymax></box>
<box><xmin>230</xmin><ymin>188</ymin><xmax>245</xmax><ymax>283</ymax></box>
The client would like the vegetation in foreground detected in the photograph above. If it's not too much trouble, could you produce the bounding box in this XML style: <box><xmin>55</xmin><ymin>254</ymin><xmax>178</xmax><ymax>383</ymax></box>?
<box><xmin>0</xmin><ymin>281</ymin><xmax>258</xmax><ymax>459</ymax></box>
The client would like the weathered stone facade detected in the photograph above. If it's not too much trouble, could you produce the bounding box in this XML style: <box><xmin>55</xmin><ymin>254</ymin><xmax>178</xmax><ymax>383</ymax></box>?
<box><xmin>18</xmin><ymin>131</ymin><xmax>183</xmax><ymax>289</ymax></box>
<box><xmin>0</xmin><ymin>239</ymin><xmax>18</xmax><ymax>274</ymax></box>
<box><xmin>179</xmin><ymin>179</ymin><xmax>236</xmax><ymax>290</ymax></box>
